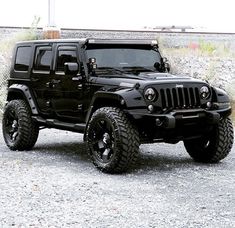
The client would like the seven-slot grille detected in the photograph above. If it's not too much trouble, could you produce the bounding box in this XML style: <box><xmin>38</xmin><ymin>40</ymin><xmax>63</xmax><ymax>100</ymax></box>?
<box><xmin>160</xmin><ymin>87</ymin><xmax>201</xmax><ymax>109</ymax></box>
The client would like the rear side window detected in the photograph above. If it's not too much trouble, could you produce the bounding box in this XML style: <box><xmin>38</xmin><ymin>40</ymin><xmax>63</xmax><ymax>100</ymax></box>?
<box><xmin>14</xmin><ymin>46</ymin><xmax>31</xmax><ymax>71</ymax></box>
<box><xmin>34</xmin><ymin>46</ymin><xmax>52</xmax><ymax>71</ymax></box>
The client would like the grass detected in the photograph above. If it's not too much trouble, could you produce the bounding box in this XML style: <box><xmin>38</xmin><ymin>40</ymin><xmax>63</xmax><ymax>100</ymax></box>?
<box><xmin>0</xmin><ymin>86</ymin><xmax>6</xmax><ymax>118</ymax></box>
<box><xmin>226</xmin><ymin>81</ymin><xmax>235</xmax><ymax>125</ymax></box>
<box><xmin>160</xmin><ymin>37</ymin><xmax>235</xmax><ymax>58</ymax></box>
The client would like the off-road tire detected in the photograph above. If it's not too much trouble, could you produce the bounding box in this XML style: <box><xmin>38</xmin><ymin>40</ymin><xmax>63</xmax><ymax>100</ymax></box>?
<box><xmin>86</xmin><ymin>107</ymin><xmax>140</xmax><ymax>173</ymax></box>
<box><xmin>184</xmin><ymin>117</ymin><xmax>234</xmax><ymax>163</ymax></box>
<box><xmin>2</xmin><ymin>99</ymin><xmax>39</xmax><ymax>151</ymax></box>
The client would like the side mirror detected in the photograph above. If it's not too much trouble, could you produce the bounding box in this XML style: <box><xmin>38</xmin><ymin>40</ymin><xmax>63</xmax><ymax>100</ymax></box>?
<box><xmin>64</xmin><ymin>62</ymin><xmax>79</xmax><ymax>75</ymax></box>
<box><xmin>154</xmin><ymin>62</ymin><xmax>161</xmax><ymax>71</ymax></box>
<box><xmin>164</xmin><ymin>62</ymin><xmax>171</xmax><ymax>73</ymax></box>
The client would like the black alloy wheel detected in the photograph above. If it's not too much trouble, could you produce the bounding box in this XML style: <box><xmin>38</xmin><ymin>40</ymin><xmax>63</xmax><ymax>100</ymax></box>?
<box><xmin>86</xmin><ymin>107</ymin><xmax>140</xmax><ymax>173</ymax></box>
<box><xmin>2</xmin><ymin>100</ymin><xmax>39</xmax><ymax>151</ymax></box>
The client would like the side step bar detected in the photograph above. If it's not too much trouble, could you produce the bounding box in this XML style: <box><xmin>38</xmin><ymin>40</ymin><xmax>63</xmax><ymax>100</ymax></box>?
<box><xmin>32</xmin><ymin>116</ymin><xmax>86</xmax><ymax>133</ymax></box>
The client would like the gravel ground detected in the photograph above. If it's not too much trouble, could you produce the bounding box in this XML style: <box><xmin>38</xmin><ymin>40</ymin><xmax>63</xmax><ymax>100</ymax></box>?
<box><xmin>0</xmin><ymin>124</ymin><xmax>235</xmax><ymax>228</ymax></box>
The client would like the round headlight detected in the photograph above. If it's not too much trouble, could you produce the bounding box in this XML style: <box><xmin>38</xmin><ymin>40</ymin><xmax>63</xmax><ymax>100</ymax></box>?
<box><xmin>200</xmin><ymin>86</ymin><xmax>210</xmax><ymax>99</ymax></box>
<box><xmin>144</xmin><ymin>88</ymin><xmax>157</xmax><ymax>101</ymax></box>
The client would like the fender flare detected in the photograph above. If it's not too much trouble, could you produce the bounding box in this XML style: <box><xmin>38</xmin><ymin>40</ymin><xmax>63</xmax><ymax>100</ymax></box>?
<box><xmin>7</xmin><ymin>84</ymin><xmax>38</xmax><ymax>115</ymax></box>
<box><xmin>85</xmin><ymin>91</ymin><xmax>123</xmax><ymax>124</ymax></box>
<box><xmin>85</xmin><ymin>88</ymin><xmax>146</xmax><ymax>123</ymax></box>
<box><xmin>83</xmin><ymin>89</ymin><xmax>146</xmax><ymax>141</ymax></box>
<box><xmin>84</xmin><ymin>92</ymin><xmax>123</xmax><ymax>141</ymax></box>
<box><xmin>212</xmin><ymin>87</ymin><xmax>230</xmax><ymax>103</ymax></box>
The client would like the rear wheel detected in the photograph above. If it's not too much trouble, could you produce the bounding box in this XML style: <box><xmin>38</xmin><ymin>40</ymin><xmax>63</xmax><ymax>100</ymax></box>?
<box><xmin>184</xmin><ymin>117</ymin><xmax>234</xmax><ymax>163</ymax></box>
<box><xmin>2</xmin><ymin>100</ymin><xmax>39</xmax><ymax>151</ymax></box>
<box><xmin>86</xmin><ymin>107</ymin><xmax>140</xmax><ymax>173</ymax></box>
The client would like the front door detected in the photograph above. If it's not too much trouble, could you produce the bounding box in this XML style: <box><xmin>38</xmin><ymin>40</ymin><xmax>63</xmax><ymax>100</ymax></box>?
<box><xmin>51</xmin><ymin>43</ymin><xmax>88</xmax><ymax>123</ymax></box>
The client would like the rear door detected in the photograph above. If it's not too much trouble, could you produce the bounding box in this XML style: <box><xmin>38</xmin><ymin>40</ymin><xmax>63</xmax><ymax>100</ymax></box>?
<box><xmin>31</xmin><ymin>43</ymin><xmax>53</xmax><ymax>116</ymax></box>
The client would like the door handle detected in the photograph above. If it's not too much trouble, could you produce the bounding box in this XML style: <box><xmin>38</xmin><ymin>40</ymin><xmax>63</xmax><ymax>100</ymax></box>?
<box><xmin>31</xmin><ymin>78</ymin><xmax>39</xmax><ymax>82</ymax></box>
<box><xmin>52</xmin><ymin>79</ymin><xmax>61</xmax><ymax>84</ymax></box>
<box><xmin>46</xmin><ymin>82</ymin><xmax>53</xmax><ymax>88</ymax></box>
<box><xmin>46</xmin><ymin>80</ymin><xmax>61</xmax><ymax>88</ymax></box>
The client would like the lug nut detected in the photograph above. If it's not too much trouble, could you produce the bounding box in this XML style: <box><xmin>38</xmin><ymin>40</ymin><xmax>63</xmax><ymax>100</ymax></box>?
<box><xmin>120</xmin><ymin>99</ymin><xmax>125</xmax><ymax>105</ymax></box>
<box><xmin>206</xmin><ymin>102</ymin><xmax>212</xmax><ymax>108</ymax></box>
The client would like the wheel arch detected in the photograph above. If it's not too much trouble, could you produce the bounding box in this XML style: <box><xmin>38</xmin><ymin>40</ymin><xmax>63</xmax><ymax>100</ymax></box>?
<box><xmin>84</xmin><ymin>94</ymin><xmax>123</xmax><ymax>140</ymax></box>
<box><xmin>211</xmin><ymin>86</ymin><xmax>230</xmax><ymax>103</ymax></box>
<box><xmin>85</xmin><ymin>88</ymin><xmax>146</xmax><ymax>124</ymax></box>
<box><xmin>85</xmin><ymin>92</ymin><xmax>126</xmax><ymax>121</ymax></box>
<box><xmin>7</xmin><ymin>84</ymin><xmax>38</xmax><ymax>115</ymax></box>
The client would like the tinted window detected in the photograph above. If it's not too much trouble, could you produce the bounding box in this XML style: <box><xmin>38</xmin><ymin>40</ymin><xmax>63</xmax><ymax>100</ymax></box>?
<box><xmin>56</xmin><ymin>47</ymin><xmax>78</xmax><ymax>71</ymax></box>
<box><xmin>14</xmin><ymin>46</ymin><xmax>31</xmax><ymax>71</ymax></box>
<box><xmin>34</xmin><ymin>46</ymin><xmax>52</xmax><ymax>71</ymax></box>
<box><xmin>87</xmin><ymin>48</ymin><xmax>161</xmax><ymax>69</ymax></box>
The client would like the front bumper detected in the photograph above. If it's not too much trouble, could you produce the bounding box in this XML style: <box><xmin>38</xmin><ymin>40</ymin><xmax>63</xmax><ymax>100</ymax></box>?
<box><xmin>125</xmin><ymin>107</ymin><xmax>232</xmax><ymax>129</ymax></box>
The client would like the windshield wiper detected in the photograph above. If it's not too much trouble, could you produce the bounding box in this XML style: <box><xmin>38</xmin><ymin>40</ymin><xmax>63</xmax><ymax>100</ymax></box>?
<box><xmin>96</xmin><ymin>67</ymin><xmax>125</xmax><ymax>74</ymax></box>
<box><xmin>96</xmin><ymin>67</ymin><xmax>142</xmax><ymax>79</ymax></box>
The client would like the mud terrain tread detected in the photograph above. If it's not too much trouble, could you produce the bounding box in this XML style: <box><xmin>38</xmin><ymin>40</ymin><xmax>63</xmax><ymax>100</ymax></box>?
<box><xmin>2</xmin><ymin>100</ymin><xmax>39</xmax><ymax>151</ymax></box>
<box><xmin>184</xmin><ymin>117</ymin><xmax>234</xmax><ymax>163</ymax></box>
<box><xmin>86</xmin><ymin>107</ymin><xmax>140</xmax><ymax>173</ymax></box>
<box><xmin>211</xmin><ymin>118</ymin><xmax>234</xmax><ymax>162</ymax></box>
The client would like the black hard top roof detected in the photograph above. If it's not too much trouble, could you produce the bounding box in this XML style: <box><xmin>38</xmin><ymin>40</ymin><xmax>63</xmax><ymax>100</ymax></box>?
<box><xmin>87</xmin><ymin>39</ymin><xmax>158</xmax><ymax>45</ymax></box>
<box><xmin>16</xmin><ymin>38</ymin><xmax>87</xmax><ymax>45</ymax></box>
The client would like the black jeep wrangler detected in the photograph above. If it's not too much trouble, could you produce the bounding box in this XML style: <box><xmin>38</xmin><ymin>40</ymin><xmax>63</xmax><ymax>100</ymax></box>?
<box><xmin>2</xmin><ymin>38</ymin><xmax>234</xmax><ymax>173</ymax></box>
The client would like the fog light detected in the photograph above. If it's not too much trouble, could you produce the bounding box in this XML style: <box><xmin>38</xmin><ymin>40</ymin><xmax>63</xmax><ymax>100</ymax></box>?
<box><xmin>148</xmin><ymin>105</ymin><xmax>154</xmax><ymax>112</ymax></box>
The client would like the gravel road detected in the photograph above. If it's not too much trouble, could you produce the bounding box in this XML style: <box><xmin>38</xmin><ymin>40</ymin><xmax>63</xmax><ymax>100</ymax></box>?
<box><xmin>0</xmin><ymin>124</ymin><xmax>234</xmax><ymax>228</ymax></box>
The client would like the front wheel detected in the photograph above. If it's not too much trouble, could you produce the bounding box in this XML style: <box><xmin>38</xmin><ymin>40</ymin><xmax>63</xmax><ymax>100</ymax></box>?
<box><xmin>86</xmin><ymin>107</ymin><xmax>140</xmax><ymax>173</ymax></box>
<box><xmin>2</xmin><ymin>100</ymin><xmax>39</xmax><ymax>151</ymax></box>
<box><xmin>184</xmin><ymin>117</ymin><xmax>234</xmax><ymax>163</ymax></box>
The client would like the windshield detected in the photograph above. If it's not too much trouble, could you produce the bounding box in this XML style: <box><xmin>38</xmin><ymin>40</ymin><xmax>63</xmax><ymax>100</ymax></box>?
<box><xmin>86</xmin><ymin>47</ymin><xmax>162</xmax><ymax>72</ymax></box>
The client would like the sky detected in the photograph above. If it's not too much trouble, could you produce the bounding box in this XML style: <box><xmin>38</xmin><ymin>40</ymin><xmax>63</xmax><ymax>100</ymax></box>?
<box><xmin>0</xmin><ymin>0</ymin><xmax>235</xmax><ymax>33</ymax></box>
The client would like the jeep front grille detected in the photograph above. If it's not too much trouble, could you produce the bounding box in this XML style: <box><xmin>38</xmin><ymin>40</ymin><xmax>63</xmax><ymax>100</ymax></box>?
<box><xmin>160</xmin><ymin>87</ymin><xmax>201</xmax><ymax>110</ymax></box>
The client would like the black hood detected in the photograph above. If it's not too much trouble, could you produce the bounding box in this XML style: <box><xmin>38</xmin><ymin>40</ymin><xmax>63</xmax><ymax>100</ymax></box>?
<box><xmin>136</xmin><ymin>72</ymin><xmax>191</xmax><ymax>80</ymax></box>
<box><xmin>92</xmin><ymin>72</ymin><xmax>206</xmax><ymax>90</ymax></box>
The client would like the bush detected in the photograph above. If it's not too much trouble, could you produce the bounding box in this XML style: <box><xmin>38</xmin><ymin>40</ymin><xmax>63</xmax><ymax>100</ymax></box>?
<box><xmin>0</xmin><ymin>17</ymin><xmax>41</xmax><ymax>114</ymax></box>
<box><xmin>225</xmin><ymin>80</ymin><xmax>235</xmax><ymax>124</ymax></box>
<box><xmin>199</xmin><ymin>40</ymin><xmax>216</xmax><ymax>55</ymax></box>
